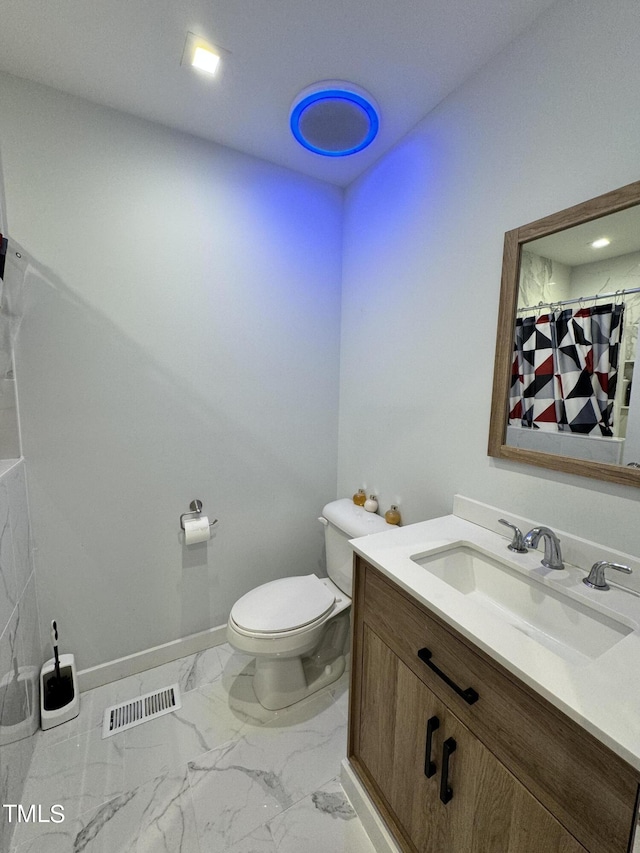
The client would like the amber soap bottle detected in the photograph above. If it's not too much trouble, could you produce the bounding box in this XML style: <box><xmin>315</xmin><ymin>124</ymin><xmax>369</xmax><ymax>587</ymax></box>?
<box><xmin>353</xmin><ymin>489</ymin><xmax>366</xmax><ymax>506</ymax></box>
<box><xmin>385</xmin><ymin>505</ymin><xmax>401</xmax><ymax>525</ymax></box>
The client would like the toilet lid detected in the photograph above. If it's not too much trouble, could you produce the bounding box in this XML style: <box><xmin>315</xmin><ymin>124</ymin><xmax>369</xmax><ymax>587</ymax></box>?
<box><xmin>231</xmin><ymin>574</ymin><xmax>336</xmax><ymax>634</ymax></box>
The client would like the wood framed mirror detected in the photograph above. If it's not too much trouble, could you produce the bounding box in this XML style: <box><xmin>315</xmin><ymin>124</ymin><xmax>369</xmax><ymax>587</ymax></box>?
<box><xmin>488</xmin><ymin>179</ymin><xmax>640</xmax><ymax>487</ymax></box>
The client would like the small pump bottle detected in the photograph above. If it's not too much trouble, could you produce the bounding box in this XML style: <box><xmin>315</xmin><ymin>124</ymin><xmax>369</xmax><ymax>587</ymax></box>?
<box><xmin>385</xmin><ymin>505</ymin><xmax>402</xmax><ymax>525</ymax></box>
<box><xmin>364</xmin><ymin>495</ymin><xmax>378</xmax><ymax>513</ymax></box>
<box><xmin>353</xmin><ymin>489</ymin><xmax>366</xmax><ymax>506</ymax></box>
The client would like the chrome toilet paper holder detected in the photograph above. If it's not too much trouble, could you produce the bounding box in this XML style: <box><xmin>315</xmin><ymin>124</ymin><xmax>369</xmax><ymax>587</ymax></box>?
<box><xmin>180</xmin><ymin>499</ymin><xmax>218</xmax><ymax>531</ymax></box>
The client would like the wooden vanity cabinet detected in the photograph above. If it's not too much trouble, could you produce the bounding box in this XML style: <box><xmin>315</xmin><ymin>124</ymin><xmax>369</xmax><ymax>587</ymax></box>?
<box><xmin>348</xmin><ymin>558</ymin><xmax>640</xmax><ymax>853</ymax></box>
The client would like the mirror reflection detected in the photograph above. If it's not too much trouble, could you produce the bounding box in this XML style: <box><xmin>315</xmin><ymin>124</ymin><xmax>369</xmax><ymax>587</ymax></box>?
<box><xmin>506</xmin><ymin>205</ymin><xmax>640</xmax><ymax>467</ymax></box>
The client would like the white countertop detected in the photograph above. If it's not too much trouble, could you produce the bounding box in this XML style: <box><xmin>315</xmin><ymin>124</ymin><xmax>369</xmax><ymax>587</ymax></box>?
<box><xmin>350</xmin><ymin>511</ymin><xmax>640</xmax><ymax>773</ymax></box>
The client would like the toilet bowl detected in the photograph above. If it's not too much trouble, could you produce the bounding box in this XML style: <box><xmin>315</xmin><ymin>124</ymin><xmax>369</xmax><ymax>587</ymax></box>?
<box><xmin>227</xmin><ymin>575</ymin><xmax>351</xmax><ymax>710</ymax></box>
<box><xmin>226</xmin><ymin>499</ymin><xmax>394</xmax><ymax>710</ymax></box>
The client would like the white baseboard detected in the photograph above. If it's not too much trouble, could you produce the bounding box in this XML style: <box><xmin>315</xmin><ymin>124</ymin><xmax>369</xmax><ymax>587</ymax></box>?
<box><xmin>77</xmin><ymin>623</ymin><xmax>228</xmax><ymax>692</ymax></box>
<box><xmin>341</xmin><ymin>759</ymin><xmax>401</xmax><ymax>853</ymax></box>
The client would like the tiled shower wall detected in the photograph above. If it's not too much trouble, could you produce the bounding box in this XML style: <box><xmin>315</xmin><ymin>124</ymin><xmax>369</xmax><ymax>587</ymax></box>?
<box><xmin>0</xmin><ymin>249</ymin><xmax>23</xmax><ymax>460</ymax></box>
<box><xmin>0</xmin><ymin>231</ymin><xmax>39</xmax><ymax>850</ymax></box>
<box><xmin>0</xmin><ymin>459</ymin><xmax>40</xmax><ymax>851</ymax></box>
<box><xmin>0</xmin><ymin>146</ymin><xmax>32</xmax><ymax>851</ymax></box>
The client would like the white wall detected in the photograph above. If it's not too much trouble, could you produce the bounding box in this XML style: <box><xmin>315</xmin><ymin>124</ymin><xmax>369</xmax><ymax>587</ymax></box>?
<box><xmin>338</xmin><ymin>0</ymin><xmax>640</xmax><ymax>555</ymax></box>
<box><xmin>0</xmin><ymin>73</ymin><xmax>343</xmax><ymax>671</ymax></box>
<box><xmin>4</xmin><ymin>0</ymin><xmax>640</xmax><ymax>674</ymax></box>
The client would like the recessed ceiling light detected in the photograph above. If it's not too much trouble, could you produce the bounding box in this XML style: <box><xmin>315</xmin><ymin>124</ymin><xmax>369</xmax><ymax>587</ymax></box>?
<box><xmin>181</xmin><ymin>32</ymin><xmax>226</xmax><ymax>77</ymax></box>
<box><xmin>192</xmin><ymin>46</ymin><xmax>220</xmax><ymax>75</ymax></box>
<box><xmin>591</xmin><ymin>238</ymin><xmax>611</xmax><ymax>249</ymax></box>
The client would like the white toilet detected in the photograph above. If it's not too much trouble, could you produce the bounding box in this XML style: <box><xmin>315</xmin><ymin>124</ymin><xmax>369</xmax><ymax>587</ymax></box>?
<box><xmin>226</xmin><ymin>498</ymin><xmax>393</xmax><ymax>710</ymax></box>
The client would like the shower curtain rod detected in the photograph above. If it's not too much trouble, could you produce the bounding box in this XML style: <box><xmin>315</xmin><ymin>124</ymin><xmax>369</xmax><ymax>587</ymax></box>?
<box><xmin>517</xmin><ymin>285</ymin><xmax>640</xmax><ymax>313</ymax></box>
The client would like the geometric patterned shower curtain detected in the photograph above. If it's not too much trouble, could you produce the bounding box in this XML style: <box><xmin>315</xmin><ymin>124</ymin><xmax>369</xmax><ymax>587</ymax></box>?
<box><xmin>509</xmin><ymin>302</ymin><xmax>624</xmax><ymax>436</ymax></box>
<box><xmin>509</xmin><ymin>311</ymin><xmax>559</xmax><ymax>431</ymax></box>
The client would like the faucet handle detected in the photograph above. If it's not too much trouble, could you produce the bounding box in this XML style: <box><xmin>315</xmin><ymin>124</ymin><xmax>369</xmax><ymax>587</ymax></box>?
<box><xmin>583</xmin><ymin>560</ymin><xmax>632</xmax><ymax>591</ymax></box>
<box><xmin>498</xmin><ymin>519</ymin><xmax>528</xmax><ymax>553</ymax></box>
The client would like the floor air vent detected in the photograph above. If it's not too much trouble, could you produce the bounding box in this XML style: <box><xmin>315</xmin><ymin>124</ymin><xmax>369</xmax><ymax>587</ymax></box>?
<box><xmin>102</xmin><ymin>683</ymin><xmax>181</xmax><ymax>738</ymax></box>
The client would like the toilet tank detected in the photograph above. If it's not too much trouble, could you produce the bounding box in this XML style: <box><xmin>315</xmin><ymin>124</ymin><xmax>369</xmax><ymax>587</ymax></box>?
<box><xmin>321</xmin><ymin>498</ymin><xmax>393</xmax><ymax>596</ymax></box>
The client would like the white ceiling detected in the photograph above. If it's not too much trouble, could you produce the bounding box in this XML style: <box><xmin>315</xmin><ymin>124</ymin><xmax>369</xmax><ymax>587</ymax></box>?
<box><xmin>0</xmin><ymin>0</ymin><xmax>557</xmax><ymax>187</ymax></box>
<box><xmin>526</xmin><ymin>206</ymin><xmax>640</xmax><ymax>267</ymax></box>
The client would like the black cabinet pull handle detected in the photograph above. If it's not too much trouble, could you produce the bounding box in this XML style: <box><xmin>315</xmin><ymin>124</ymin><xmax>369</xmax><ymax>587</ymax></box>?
<box><xmin>417</xmin><ymin>648</ymin><xmax>479</xmax><ymax>705</ymax></box>
<box><xmin>440</xmin><ymin>737</ymin><xmax>456</xmax><ymax>804</ymax></box>
<box><xmin>424</xmin><ymin>715</ymin><xmax>439</xmax><ymax>778</ymax></box>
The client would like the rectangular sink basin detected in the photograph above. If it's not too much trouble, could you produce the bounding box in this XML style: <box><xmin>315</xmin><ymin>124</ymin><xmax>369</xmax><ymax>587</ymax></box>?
<box><xmin>411</xmin><ymin>544</ymin><xmax>633</xmax><ymax>663</ymax></box>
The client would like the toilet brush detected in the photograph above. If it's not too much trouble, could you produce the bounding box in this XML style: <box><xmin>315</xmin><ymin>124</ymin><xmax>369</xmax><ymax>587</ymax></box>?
<box><xmin>39</xmin><ymin>619</ymin><xmax>79</xmax><ymax>730</ymax></box>
<box><xmin>42</xmin><ymin>620</ymin><xmax>74</xmax><ymax>711</ymax></box>
<box><xmin>52</xmin><ymin>621</ymin><xmax>61</xmax><ymax>680</ymax></box>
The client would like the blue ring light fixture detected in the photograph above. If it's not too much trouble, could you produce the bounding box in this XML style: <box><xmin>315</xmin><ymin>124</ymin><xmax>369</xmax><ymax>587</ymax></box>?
<box><xmin>290</xmin><ymin>82</ymin><xmax>380</xmax><ymax>157</ymax></box>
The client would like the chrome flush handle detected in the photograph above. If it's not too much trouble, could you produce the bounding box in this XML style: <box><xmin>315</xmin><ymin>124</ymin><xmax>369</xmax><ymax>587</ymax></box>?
<box><xmin>498</xmin><ymin>519</ymin><xmax>528</xmax><ymax>553</ymax></box>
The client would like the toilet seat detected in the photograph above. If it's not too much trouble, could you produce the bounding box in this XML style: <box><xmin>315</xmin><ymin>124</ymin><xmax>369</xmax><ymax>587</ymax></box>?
<box><xmin>230</xmin><ymin>574</ymin><xmax>336</xmax><ymax>636</ymax></box>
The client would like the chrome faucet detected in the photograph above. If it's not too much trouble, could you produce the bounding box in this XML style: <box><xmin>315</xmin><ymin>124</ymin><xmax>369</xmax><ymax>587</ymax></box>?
<box><xmin>583</xmin><ymin>560</ymin><xmax>632</xmax><ymax>591</ymax></box>
<box><xmin>523</xmin><ymin>526</ymin><xmax>564</xmax><ymax>570</ymax></box>
<box><xmin>498</xmin><ymin>519</ymin><xmax>527</xmax><ymax>553</ymax></box>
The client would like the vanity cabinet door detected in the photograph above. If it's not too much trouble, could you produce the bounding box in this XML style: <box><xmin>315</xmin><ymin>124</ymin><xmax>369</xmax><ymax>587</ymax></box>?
<box><xmin>356</xmin><ymin>625</ymin><xmax>588</xmax><ymax>853</ymax></box>
<box><xmin>358</xmin><ymin>623</ymin><xmax>447</xmax><ymax>848</ymax></box>
<box><xmin>358</xmin><ymin>623</ymin><xmax>443</xmax><ymax>842</ymax></box>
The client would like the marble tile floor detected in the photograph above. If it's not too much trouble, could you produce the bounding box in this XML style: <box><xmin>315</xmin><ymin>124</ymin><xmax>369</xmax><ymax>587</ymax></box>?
<box><xmin>9</xmin><ymin>644</ymin><xmax>376</xmax><ymax>853</ymax></box>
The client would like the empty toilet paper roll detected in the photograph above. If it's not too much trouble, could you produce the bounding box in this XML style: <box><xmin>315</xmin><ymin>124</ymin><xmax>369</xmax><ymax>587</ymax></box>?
<box><xmin>184</xmin><ymin>516</ymin><xmax>211</xmax><ymax>545</ymax></box>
